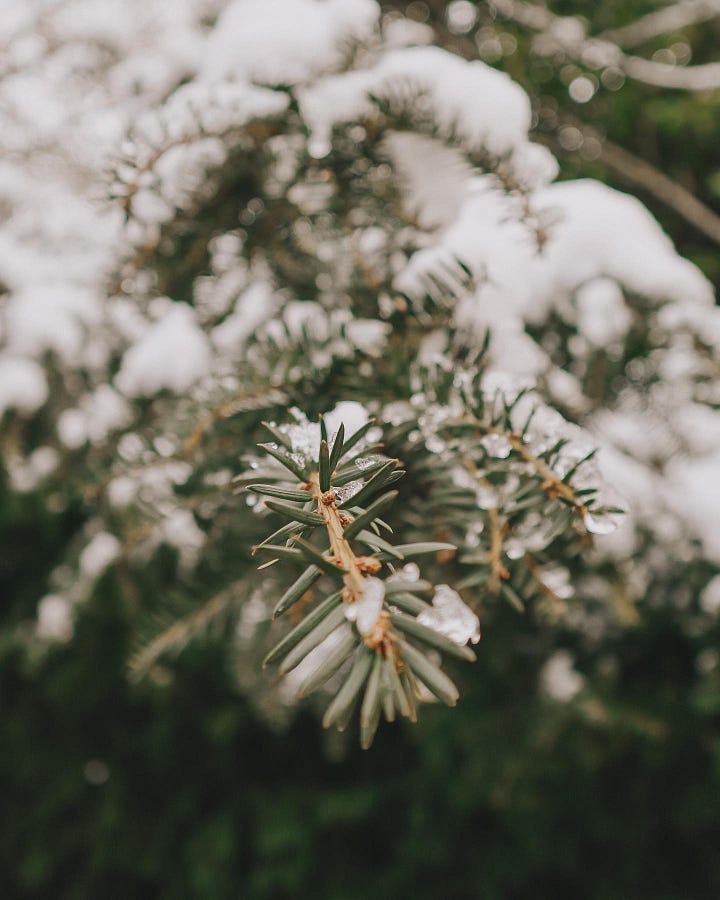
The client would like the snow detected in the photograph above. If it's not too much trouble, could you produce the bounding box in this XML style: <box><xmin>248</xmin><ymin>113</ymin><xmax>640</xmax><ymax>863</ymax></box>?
<box><xmin>417</xmin><ymin>584</ymin><xmax>480</xmax><ymax>645</ymax></box>
<box><xmin>700</xmin><ymin>576</ymin><xmax>720</xmax><ymax>616</ymax></box>
<box><xmin>399</xmin><ymin>179</ymin><xmax>712</xmax><ymax>353</ymax></box>
<box><xmin>201</xmin><ymin>0</ymin><xmax>380</xmax><ymax>85</ymax></box>
<box><xmin>8</xmin><ymin>445</ymin><xmax>61</xmax><ymax>493</ymax></box>
<box><xmin>574</xmin><ymin>278</ymin><xmax>632</xmax><ymax>347</ymax></box>
<box><xmin>388</xmin><ymin>562</ymin><xmax>421</xmax><ymax>582</ymax></box>
<box><xmin>344</xmin><ymin>319</ymin><xmax>390</xmax><ymax>356</ymax></box>
<box><xmin>0</xmin><ymin>356</ymin><xmax>48</xmax><ymax>417</ymax></box>
<box><xmin>333</xmin><ymin>481</ymin><xmax>363</xmax><ymax>503</ymax></box>
<box><xmin>3</xmin><ymin>284</ymin><xmax>101</xmax><ymax>363</ymax></box>
<box><xmin>324</xmin><ymin>401</ymin><xmax>369</xmax><ymax>440</ymax></box>
<box><xmin>260</xmin><ymin>302</ymin><xmax>390</xmax><ymax>361</ymax></box>
<box><xmin>79</xmin><ymin>532</ymin><xmax>122</xmax><ymax>577</ymax></box>
<box><xmin>0</xmin><ymin>0</ymin><xmax>716</xmax><ymax>656</ymax></box>
<box><xmin>211</xmin><ymin>283</ymin><xmax>278</xmax><ymax>354</ymax></box>
<box><xmin>58</xmin><ymin>386</ymin><xmax>132</xmax><ymax>449</ymax></box>
<box><xmin>539</xmin><ymin>650</ymin><xmax>585</xmax><ymax>702</ymax></box>
<box><xmin>36</xmin><ymin>594</ymin><xmax>74</xmax><ymax>643</ymax></box>
<box><xmin>665</xmin><ymin>454</ymin><xmax>720</xmax><ymax>564</ymax></box>
<box><xmin>115</xmin><ymin>304</ymin><xmax>212</xmax><ymax>398</ymax></box>
<box><xmin>269</xmin><ymin>402</ymin><xmax>370</xmax><ymax>468</ymax></box>
<box><xmin>299</xmin><ymin>45</ymin><xmax>554</xmax><ymax>182</ymax></box>
<box><xmin>162</xmin><ymin>508</ymin><xmax>206</xmax><ymax>568</ymax></box>
<box><xmin>345</xmin><ymin>576</ymin><xmax>385</xmax><ymax>635</ymax></box>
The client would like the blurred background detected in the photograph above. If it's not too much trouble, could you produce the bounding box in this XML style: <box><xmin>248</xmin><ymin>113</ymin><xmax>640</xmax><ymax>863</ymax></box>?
<box><xmin>1</xmin><ymin>1</ymin><xmax>720</xmax><ymax>898</ymax></box>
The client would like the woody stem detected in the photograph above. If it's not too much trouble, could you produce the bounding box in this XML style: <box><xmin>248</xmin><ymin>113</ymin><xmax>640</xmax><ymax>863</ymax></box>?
<box><xmin>308</xmin><ymin>473</ymin><xmax>366</xmax><ymax>600</ymax></box>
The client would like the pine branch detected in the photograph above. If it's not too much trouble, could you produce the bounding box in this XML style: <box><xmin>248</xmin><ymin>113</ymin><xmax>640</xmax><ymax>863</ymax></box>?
<box><xmin>128</xmin><ymin>587</ymin><xmax>236</xmax><ymax>680</ymax></box>
<box><xmin>246</xmin><ymin>414</ymin><xmax>478</xmax><ymax>747</ymax></box>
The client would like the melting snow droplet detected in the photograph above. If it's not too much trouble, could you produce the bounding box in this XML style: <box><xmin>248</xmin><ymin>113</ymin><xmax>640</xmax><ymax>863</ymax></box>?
<box><xmin>536</xmin><ymin>564</ymin><xmax>573</xmax><ymax>600</ymax></box>
<box><xmin>387</xmin><ymin>562</ymin><xmax>420</xmax><ymax>583</ymax></box>
<box><xmin>333</xmin><ymin>480</ymin><xmax>362</xmax><ymax>503</ymax></box>
<box><xmin>480</xmin><ymin>433</ymin><xmax>512</xmax><ymax>459</ymax></box>
<box><xmin>465</xmin><ymin>520</ymin><xmax>484</xmax><ymax>547</ymax></box>
<box><xmin>504</xmin><ymin>538</ymin><xmax>525</xmax><ymax>560</ymax></box>
<box><xmin>308</xmin><ymin>137</ymin><xmax>331</xmax><ymax>159</ymax></box>
<box><xmin>345</xmin><ymin>577</ymin><xmax>385</xmax><ymax>636</ymax></box>
<box><xmin>403</xmin><ymin>563</ymin><xmax>420</xmax><ymax>580</ymax></box>
<box><xmin>417</xmin><ymin>585</ymin><xmax>480</xmax><ymax>645</ymax></box>
<box><xmin>584</xmin><ymin>511</ymin><xmax>620</xmax><ymax>535</ymax></box>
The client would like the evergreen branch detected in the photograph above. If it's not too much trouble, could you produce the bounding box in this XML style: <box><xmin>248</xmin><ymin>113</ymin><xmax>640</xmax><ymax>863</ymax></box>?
<box><xmin>128</xmin><ymin>588</ymin><xmax>235</xmax><ymax>680</ymax></box>
<box><xmin>248</xmin><ymin>414</ymin><xmax>478</xmax><ymax>746</ymax></box>
<box><xmin>487</xmin><ymin>507</ymin><xmax>510</xmax><ymax>595</ymax></box>
<box><xmin>492</xmin><ymin>0</ymin><xmax>720</xmax><ymax>91</ymax></box>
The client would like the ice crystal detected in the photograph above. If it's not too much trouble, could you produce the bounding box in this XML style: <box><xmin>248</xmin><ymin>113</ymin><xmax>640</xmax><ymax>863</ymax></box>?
<box><xmin>333</xmin><ymin>480</ymin><xmax>363</xmax><ymax>503</ymax></box>
<box><xmin>355</xmin><ymin>455</ymin><xmax>381</xmax><ymax>470</ymax></box>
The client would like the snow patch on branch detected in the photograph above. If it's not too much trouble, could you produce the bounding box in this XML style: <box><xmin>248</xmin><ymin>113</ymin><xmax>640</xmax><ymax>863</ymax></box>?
<box><xmin>201</xmin><ymin>0</ymin><xmax>380</xmax><ymax>85</ymax></box>
<box><xmin>298</xmin><ymin>45</ymin><xmax>557</xmax><ymax>187</ymax></box>
<box><xmin>0</xmin><ymin>357</ymin><xmax>48</xmax><ymax>418</ymax></box>
<box><xmin>115</xmin><ymin>303</ymin><xmax>212</xmax><ymax>398</ymax></box>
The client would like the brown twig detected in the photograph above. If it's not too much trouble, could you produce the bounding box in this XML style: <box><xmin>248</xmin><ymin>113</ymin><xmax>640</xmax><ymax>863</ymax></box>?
<box><xmin>524</xmin><ymin>553</ymin><xmax>567</xmax><ymax>618</ymax></box>
<box><xmin>492</xmin><ymin>0</ymin><xmax>720</xmax><ymax>91</ymax></box>
<box><xmin>128</xmin><ymin>588</ymin><xmax>233</xmax><ymax>678</ymax></box>
<box><xmin>487</xmin><ymin>508</ymin><xmax>510</xmax><ymax>594</ymax></box>
<box><xmin>307</xmin><ymin>474</ymin><xmax>394</xmax><ymax>655</ymax></box>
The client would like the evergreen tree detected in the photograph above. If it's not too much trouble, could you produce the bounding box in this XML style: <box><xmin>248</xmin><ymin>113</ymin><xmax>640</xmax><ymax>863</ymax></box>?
<box><xmin>2</xmin><ymin>0</ymin><xmax>719</xmax><ymax>746</ymax></box>
<box><xmin>3</xmin><ymin>2</ymin><xmax>720</xmax><ymax>897</ymax></box>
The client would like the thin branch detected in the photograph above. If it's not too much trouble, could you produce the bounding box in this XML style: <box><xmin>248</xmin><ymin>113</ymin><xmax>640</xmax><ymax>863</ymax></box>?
<box><xmin>487</xmin><ymin>508</ymin><xmax>510</xmax><ymax>594</ymax></box>
<box><xmin>308</xmin><ymin>473</ymin><xmax>394</xmax><ymax>655</ymax></box>
<box><xmin>599</xmin><ymin>1</ymin><xmax>720</xmax><ymax>49</ymax></box>
<box><xmin>310</xmin><ymin>473</ymin><xmax>369</xmax><ymax>599</ymax></box>
<box><xmin>128</xmin><ymin>589</ymin><xmax>234</xmax><ymax>679</ymax></box>
<box><xmin>537</xmin><ymin>129</ymin><xmax>720</xmax><ymax>247</ymax></box>
<box><xmin>492</xmin><ymin>0</ymin><xmax>720</xmax><ymax>91</ymax></box>
<box><xmin>621</xmin><ymin>55</ymin><xmax>720</xmax><ymax>90</ymax></box>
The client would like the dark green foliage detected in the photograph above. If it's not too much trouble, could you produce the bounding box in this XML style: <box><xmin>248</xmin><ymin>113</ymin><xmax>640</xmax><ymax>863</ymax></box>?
<box><xmin>2</xmin><ymin>583</ymin><xmax>719</xmax><ymax>899</ymax></box>
<box><xmin>3</xmin><ymin>1</ymin><xmax>720</xmax><ymax>895</ymax></box>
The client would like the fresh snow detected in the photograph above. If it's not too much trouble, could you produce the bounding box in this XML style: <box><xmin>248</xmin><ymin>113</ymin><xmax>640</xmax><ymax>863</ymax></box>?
<box><xmin>115</xmin><ymin>304</ymin><xmax>212</xmax><ymax>398</ymax></box>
